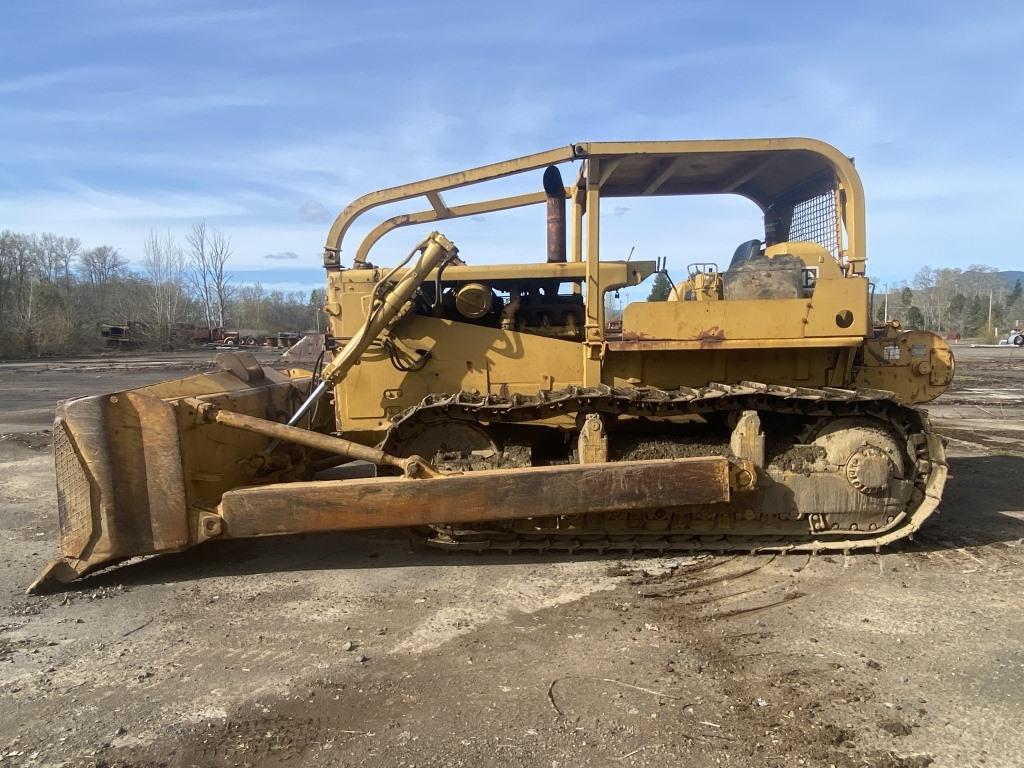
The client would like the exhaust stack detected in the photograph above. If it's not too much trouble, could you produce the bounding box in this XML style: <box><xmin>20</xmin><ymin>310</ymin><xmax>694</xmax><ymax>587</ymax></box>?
<box><xmin>543</xmin><ymin>165</ymin><xmax>566</xmax><ymax>263</ymax></box>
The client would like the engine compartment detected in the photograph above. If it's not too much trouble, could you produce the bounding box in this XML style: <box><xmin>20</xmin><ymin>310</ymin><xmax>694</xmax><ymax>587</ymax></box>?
<box><xmin>416</xmin><ymin>277</ymin><xmax>586</xmax><ymax>341</ymax></box>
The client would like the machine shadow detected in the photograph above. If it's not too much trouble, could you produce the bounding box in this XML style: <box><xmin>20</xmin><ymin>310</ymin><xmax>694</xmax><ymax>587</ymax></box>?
<box><xmin>64</xmin><ymin>454</ymin><xmax>1024</xmax><ymax>592</ymax></box>
<box><xmin>73</xmin><ymin>531</ymin><xmax>624</xmax><ymax>591</ymax></box>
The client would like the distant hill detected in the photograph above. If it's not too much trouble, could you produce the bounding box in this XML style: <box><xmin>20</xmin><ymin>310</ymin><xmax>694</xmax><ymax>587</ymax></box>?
<box><xmin>1000</xmin><ymin>270</ymin><xmax>1024</xmax><ymax>289</ymax></box>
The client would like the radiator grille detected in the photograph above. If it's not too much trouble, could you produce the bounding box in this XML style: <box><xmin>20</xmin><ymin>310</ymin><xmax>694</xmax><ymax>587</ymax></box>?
<box><xmin>53</xmin><ymin>421</ymin><xmax>94</xmax><ymax>558</ymax></box>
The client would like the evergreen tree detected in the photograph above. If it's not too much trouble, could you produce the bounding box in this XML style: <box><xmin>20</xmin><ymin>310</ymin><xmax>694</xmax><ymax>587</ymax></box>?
<box><xmin>647</xmin><ymin>272</ymin><xmax>672</xmax><ymax>301</ymax></box>
<box><xmin>1008</xmin><ymin>279</ymin><xmax>1022</xmax><ymax>307</ymax></box>
<box><xmin>905</xmin><ymin>306</ymin><xmax>925</xmax><ymax>329</ymax></box>
<box><xmin>965</xmin><ymin>295</ymin><xmax>987</xmax><ymax>335</ymax></box>
<box><xmin>948</xmin><ymin>292</ymin><xmax>967</xmax><ymax>332</ymax></box>
<box><xmin>949</xmin><ymin>292</ymin><xmax>966</xmax><ymax>321</ymax></box>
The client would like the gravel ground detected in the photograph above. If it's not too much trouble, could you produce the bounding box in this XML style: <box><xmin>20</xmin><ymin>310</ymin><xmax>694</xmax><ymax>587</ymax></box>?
<box><xmin>0</xmin><ymin>346</ymin><xmax>1022</xmax><ymax>767</ymax></box>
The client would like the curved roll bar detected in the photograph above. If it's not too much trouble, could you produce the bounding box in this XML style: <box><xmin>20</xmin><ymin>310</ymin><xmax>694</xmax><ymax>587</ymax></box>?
<box><xmin>326</xmin><ymin>138</ymin><xmax>866</xmax><ymax>275</ymax></box>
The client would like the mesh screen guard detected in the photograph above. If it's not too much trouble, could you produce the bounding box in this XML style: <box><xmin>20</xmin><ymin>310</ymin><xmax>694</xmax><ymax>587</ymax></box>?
<box><xmin>765</xmin><ymin>173</ymin><xmax>843</xmax><ymax>259</ymax></box>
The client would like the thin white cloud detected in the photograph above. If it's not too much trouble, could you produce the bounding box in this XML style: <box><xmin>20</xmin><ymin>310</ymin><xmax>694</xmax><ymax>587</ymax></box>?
<box><xmin>89</xmin><ymin>7</ymin><xmax>280</xmax><ymax>35</ymax></box>
<box><xmin>0</xmin><ymin>107</ymin><xmax>123</xmax><ymax>124</ymax></box>
<box><xmin>0</xmin><ymin>66</ymin><xmax>137</xmax><ymax>95</ymax></box>
<box><xmin>0</xmin><ymin>183</ymin><xmax>250</xmax><ymax>231</ymax></box>
<box><xmin>147</xmin><ymin>90</ymin><xmax>272</xmax><ymax>114</ymax></box>
<box><xmin>298</xmin><ymin>200</ymin><xmax>331</xmax><ymax>223</ymax></box>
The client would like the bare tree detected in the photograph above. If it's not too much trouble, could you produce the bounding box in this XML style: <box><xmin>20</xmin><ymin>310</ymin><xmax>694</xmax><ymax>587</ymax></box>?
<box><xmin>0</xmin><ymin>230</ymin><xmax>21</xmax><ymax>323</ymax></box>
<box><xmin>186</xmin><ymin>220</ymin><xmax>215</xmax><ymax>334</ymax></box>
<box><xmin>142</xmin><ymin>230</ymin><xmax>187</xmax><ymax>347</ymax></box>
<box><xmin>76</xmin><ymin>245</ymin><xmax>129</xmax><ymax>329</ymax></box>
<box><xmin>78</xmin><ymin>245</ymin><xmax>127</xmax><ymax>285</ymax></box>
<box><xmin>234</xmin><ymin>282</ymin><xmax>265</xmax><ymax>329</ymax></box>
<box><xmin>309</xmin><ymin>288</ymin><xmax>326</xmax><ymax>331</ymax></box>
<box><xmin>36</xmin><ymin>233</ymin><xmax>80</xmax><ymax>287</ymax></box>
<box><xmin>0</xmin><ymin>224</ymin><xmax>367</xmax><ymax>354</ymax></box>
<box><xmin>208</xmin><ymin>229</ymin><xmax>232</xmax><ymax>328</ymax></box>
<box><xmin>0</xmin><ymin>232</ymin><xmax>39</xmax><ymax>341</ymax></box>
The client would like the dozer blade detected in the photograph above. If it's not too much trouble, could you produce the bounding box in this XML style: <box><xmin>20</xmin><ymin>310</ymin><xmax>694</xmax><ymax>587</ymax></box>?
<box><xmin>31</xmin><ymin>354</ymin><xmax>754</xmax><ymax>592</ymax></box>
<box><xmin>31</xmin><ymin>355</ymin><xmax>318</xmax><ymax>592</ymax></box>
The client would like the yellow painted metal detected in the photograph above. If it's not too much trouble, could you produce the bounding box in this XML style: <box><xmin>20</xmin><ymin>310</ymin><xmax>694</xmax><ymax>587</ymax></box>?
<box><xmin>573</xmin><ymin>138</ymin><xmax>865</xmax><ymax>273</ymax></box>
<box><xmin>682</xmin><ymin>271</ymin><xmax>723</xmax><ymax>302</ymax></box>
<box><xmin>319</xmin><ymin>232</ymin><xmax>459</xmax><ymax>388</ymax></box>
<box><xmin>335</xmin><ymin>315</ymin><xmax>585</xmax><ymax>435</ymax></box>
<box><xmin>585</xmin><ymin>156</ymin><xmax>602</xmax><ymax>338</ymax></box>
<box><xmin>33</xmin><ymin>136</ymin><xmax>955</xmax><ymax>590</ymax></box>
<box><xmin>854</xmin><ymin>326</ymin><xmax>955</xmax><ymax>403</ymax></box>
<box><xmin>583</xmin><ymin>157</ymin><xmax>604</xmax><ymax>386</ymax></box>
<box><xmin>327</xmin><ymin>145</ymin><xmax>578</xmax><ymax>267</ymax></box>
<box><xmin>607</xmin><ymin>336</ymin><xmax>863</xmax><ymax>352</ymax></box>
<box><xmin>32</xmin><ymin>362</ymin><xmax>322</xmax><ymax>589</ymax></box>
<box><xmin>570</xmin><ymin>194</ymin><xmax>583</xmax><ymax>263</ymax></box>
<box><xmin>764</xmin><ymin>241</ymin><xmax>845</xmax><ymax>277</ymax></box>
<box><xmin>377</xmin><ymin>259</ymin><xmax>656</xmax><ymax>288</ymax></box>
<box><xmin>327</xmin><ymin>256</ymin><xmax>656</xmax><ymax>432</ymax></box>
<box><xmin>621</xmin><ymin>277</ymin><xmax>869</xmax><ymax>341</ymax></box>
<box><xmin>323</xmin><ymin>137</ymin><xmax>939</xmax><ymax>424</ymax></box>
<box><xmin>328</xmin><ymin>138</ymin><xmax>866</xmax><ymax>274</ymax></box>
<box><xmin>354</xmin><ymin>190</ymin><xmax>560</xmax><ymax>266</ymax></box>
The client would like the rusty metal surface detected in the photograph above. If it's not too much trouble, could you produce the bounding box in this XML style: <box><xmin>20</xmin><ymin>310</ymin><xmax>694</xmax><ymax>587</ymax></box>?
<box><xmin>201</xmin><ymin>403</ymin><xmax>436</xmax><ymax>478</ymax></box>
<box><xmin>215</xmin><ymin>457</ymin><xmax>735</xmax><ymax>539</ymax></box>
<box><xmin>31</xmin><ymin>391</ymin><xmax>190</xmax><ymax>591</ymax></box>
<box><xmin>124</xmin><ymin>391</ymin><xmax>190</xmax><ymax>552</ymax></box>
<box><xmin>32</xmin><ymin>377</ymin><xmax>946</xmax><ymax>591</ymax></box>
<box><xmin>52</xmin><ymin>419</ymin><xmax>93</xmax><ymax>560</ymax></box>
<box><xmin>382</xmin><ymin>382</ymin><xmax>946</xmax><ymax>553</ymax></box>
<box><xmin>544</xmin><ymin>165</ymin><xmax>567</xmax><ymax>263</ymax></box>
<box><xmin>30</xmin><ymin>363</ymin><xmax>317</xmax><ymax>592</ymax></box>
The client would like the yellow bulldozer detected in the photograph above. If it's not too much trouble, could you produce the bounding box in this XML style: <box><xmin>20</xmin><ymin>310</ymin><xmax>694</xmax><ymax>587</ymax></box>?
<box><xmin>31</xmin><ymin>138</ymin><xmax>955</xmax><ymax>592</ymax></box>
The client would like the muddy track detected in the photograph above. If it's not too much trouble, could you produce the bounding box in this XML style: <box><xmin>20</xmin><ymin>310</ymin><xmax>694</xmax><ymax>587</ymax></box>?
<box><xmin>385</xmin><ymin>382</ymin><xmax>947</xmax><ymax>553</ymax></box>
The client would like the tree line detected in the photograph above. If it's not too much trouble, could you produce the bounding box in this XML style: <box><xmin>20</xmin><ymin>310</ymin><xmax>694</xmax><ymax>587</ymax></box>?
<box><xmin>0</xmin><ymin>223</ymin><xmax>326</xmax><ymax>358</ymax></box>
<box><xmin>877</xmin><ymin>265</ymin><xmax>1023</xmax><ymax>339</ymax></box>
<box><xmin>4</xmin><ymin>225</ymin><xmax>1018</xmax><ymax>358</ymax></box>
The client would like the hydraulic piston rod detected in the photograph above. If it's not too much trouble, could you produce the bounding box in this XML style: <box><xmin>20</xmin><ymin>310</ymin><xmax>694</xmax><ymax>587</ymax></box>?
<box><xmin>284</xmin><ymin>231</ymin><xmax>459</xmax><ymax>429</ymax></box>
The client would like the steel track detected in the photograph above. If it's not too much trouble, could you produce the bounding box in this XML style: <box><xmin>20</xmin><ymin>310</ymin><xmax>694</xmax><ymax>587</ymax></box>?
<box><xmin>383</xmin><ymin>382</ymin><xmax>947</xmax><ymax>555</ymax></box>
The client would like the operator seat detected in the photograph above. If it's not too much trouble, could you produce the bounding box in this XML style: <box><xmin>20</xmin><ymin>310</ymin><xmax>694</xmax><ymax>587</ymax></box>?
<box><xmin>728</xmin><ymin>239</ymin><xmax>762</xmax><ymax>270</ymax></box>
<box><xmin>722</xmin><ymin>238</ymin><xmax>803</xmax><ymax>300</ymax></box>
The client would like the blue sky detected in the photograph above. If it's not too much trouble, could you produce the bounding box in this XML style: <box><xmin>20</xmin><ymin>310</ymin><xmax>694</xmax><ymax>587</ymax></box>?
<box><xmin>1</xmin><ymin>1</ymin><xmax>1021</xmax><ymax>294</ymax></box>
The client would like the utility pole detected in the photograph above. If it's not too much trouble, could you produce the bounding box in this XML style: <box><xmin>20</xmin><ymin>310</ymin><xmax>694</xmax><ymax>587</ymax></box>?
<box><xmin>988</xmin><ymin>290</ymin><xmax>993</xmax><ymax>336</ymax></box>
<box><xmin>883</xmin><ymin>283</ymin><xmax>889</xmax><ymax>323</ymax></box>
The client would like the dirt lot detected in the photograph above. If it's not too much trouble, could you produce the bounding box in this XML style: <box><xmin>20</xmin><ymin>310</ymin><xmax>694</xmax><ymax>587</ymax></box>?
<box><xmin>1</xmin><ymin>347</ymin><xmax>1022</xmax><ymax>767</ymax></box>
